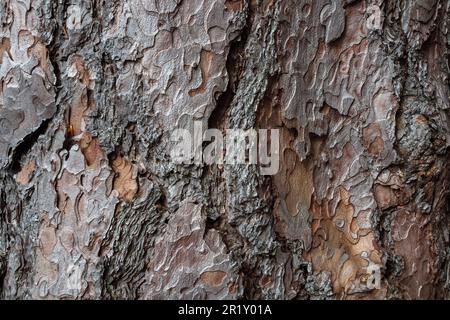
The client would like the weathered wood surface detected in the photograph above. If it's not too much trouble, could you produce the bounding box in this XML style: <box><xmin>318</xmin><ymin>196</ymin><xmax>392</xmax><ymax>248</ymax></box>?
<box><xmin>0</xmin><ymin>0</ymin><xmax>449</xmax><ymax>299</ymax></box>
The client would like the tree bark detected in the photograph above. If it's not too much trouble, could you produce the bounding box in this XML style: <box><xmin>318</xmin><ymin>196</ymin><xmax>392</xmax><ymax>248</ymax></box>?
<box><xmin>0</xmin><ymin>0</ymin><xmax>449</xmax><ymax>300</ymax></box>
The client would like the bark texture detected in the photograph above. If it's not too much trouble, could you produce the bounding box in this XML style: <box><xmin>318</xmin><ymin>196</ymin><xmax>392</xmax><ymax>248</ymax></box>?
<box><xmin>0</xmin><ymin>0</ymin><xmax>450</xmax><ymax>300</ymax></box>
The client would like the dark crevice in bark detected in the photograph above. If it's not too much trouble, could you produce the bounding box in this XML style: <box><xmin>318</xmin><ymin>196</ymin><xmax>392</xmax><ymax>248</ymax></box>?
<box><xmin>203</xmin><ymin>5</ymin><xmax>271</xmax><ymax>299</ymax></box>
<box><xmin>8</xmin><ymin>118</ymin><xmax>52</xmax><ymax>174</ymax></box>
<box><xmin>204</xmin><ymin>2</ymin><xmax>250</xmax><ymax>232</ymax></box>
<box><xmin>8</xmin><ymin>1</ymin><xmax>64</xmax><ymax>175</ymax></box>
<box><xmin>0</xmin><ymin>173</ymin><xmax>12</xmax><ymax>295</ymax></box>
<box><xmin>101</xmin><ymin>197</ymin><xmax>168</xmax><ymax>299</ymax></box>
<box><xmin>0</xmin><ymin>172</ymin><xmax>21</xmax><ymax>298</ymax></box>
<box><xmin>208</xmin><ymin>9</ymin><xmax>251</xmax><ymax>130</ymax></box>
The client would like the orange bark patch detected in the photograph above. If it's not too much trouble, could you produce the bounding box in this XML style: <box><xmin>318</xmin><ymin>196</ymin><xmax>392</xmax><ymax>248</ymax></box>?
<box><xmin>228</xmin><ymin>281</ymin><xmax>238</xmax><ymax>294</ymax></box>
<box><xmin>189</xmin><ymin>50</ymin><xmax>214</xmax><ymax>97</ymax></box>
<box><xmin>70</xmin><ymin>55</ymin><xmax>92</xmax><ymax>87</ymax></box>
<box><xmin>225</xmin><ymin>0</ymin><xmax>244</xmax><ymax>12</ymax></box>
<box><xmin>307</xmin><ymin>217</ymin><xmax>379</xmax><ymax>295</ymax></box>
<box><xmin>333</xmin><ymin>187</ymin><xmax>355</xmax><ymax>239</ymax></box>
<box><xmin>200</xmin><ymin>271</ymin><xmax>227</xmax><ymax>287</ymax></box>
<box><xmin>0</xmin><ymin>37</ymin><xmax>11</xmax><ymax>64</ymax></box>
<box><xmin>415</xmin><ymin>114</ymin><xmax>428</xmax><ymax>124</ymax></box>
<box><xmin>391</xmin><ymin>209</ymin><xmax>435</xmax><ymax>299</ymax></box>
<box><xmin>68</xmin><ymin>89</ymin><xmax>90</xmax><ymax>136</ymax></box>
<box><xmin>373</xmin><ymin>184</ymin><xmax>397</xmax><ymax>210</ymax></box>
<box><xmin>273</xmin><ymin>128</ymin><xmax>314</xmax><ymax>217</ymax></box>
<box><xmin>55</xmin><ymin>169</ymin><xmax>78</xmax><ymax>213</ymax></box>
<box><xmin>284</xmin><ymin>150</ymin><xmax>314</xmax><ymax>216</ymax></box>
<box><xmin>260</xmin><ymin>275</ymin><xmax>273</xmax><ymax>288</ymax></box>
<box><xmin>64</xmin><ymin>55</ymin><xmax>103</xmax><ymax>169</ymax></box>
<box><xmin>363</xmin><ymin>123</ymin><xmax>384</xmax><ymax>156</ymax></box>
<box><xmin>368</xmin><ymin>136</ymin><xmax>384</xmax><ymax>156</ymax></box>
<box><xmin>28</xmin><ymin>40</ymin><xmax>51</xmax><ymax>73</ymax></box>
<box><xmin>307</xmin><ymin>189</ymin><xmax>382</xmax><ymax>297</ymax></box>
<box><xmin>111</xmin><ymin>154</ymin><xmax>138</xmax><ymax>202</ymax></box>
<box><xmin>79</xmin><ymin>133</ymin><xmax>105</xmax><ymax>168</ymax></box>
<box><xmin>16</xmin><ymin>160</ymin><xmax>36</xmax><ymax>185</ymax></box>
<box><xmin>39</xmin><ymin>225</ymin><xmax>57</xmax><ymax>257</ymax></box>
<box><xmin>66</xmin><ymin>56</ymin><xmax>94</xmax><ymax>137</ymax></box>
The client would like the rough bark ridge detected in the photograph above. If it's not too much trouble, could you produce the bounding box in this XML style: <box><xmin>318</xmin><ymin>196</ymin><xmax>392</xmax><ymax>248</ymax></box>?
<box><xmin>0</xmin><ymin>0</ymin><xmax>449</xmax><ymax>299</ymax></box>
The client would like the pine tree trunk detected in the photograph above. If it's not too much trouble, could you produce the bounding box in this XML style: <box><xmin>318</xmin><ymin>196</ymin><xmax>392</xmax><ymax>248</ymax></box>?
<box><xmin>0</xmin><ymin>0</ymin><xmax>449</xmax><ymax>300</ymax></box>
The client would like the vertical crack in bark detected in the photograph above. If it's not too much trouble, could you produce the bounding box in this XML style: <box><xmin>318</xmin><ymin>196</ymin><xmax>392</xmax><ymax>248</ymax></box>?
<box><xmin>204</xmin><ymin>0</ymin><xmax>250</xmax><ymax>241</ymax></box>
<box><xmin>8</xmin><ymin>118</ymin><xmax>52</xmax><ymax>174</ymax></box>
